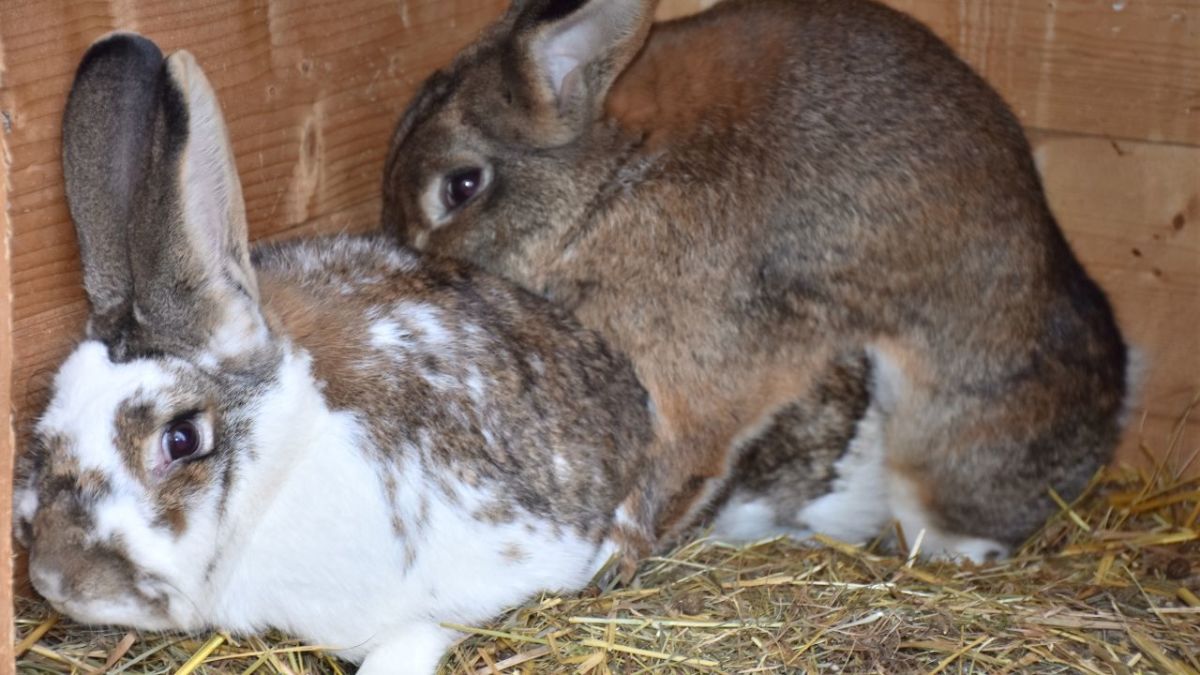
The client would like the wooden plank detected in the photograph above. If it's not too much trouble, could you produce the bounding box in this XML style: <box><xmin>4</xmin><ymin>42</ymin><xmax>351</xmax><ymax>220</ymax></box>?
<box><xmin>659</xmin><ymin>0</ymin><xmax>1200</xmax><ymax>146</ymax></box>
<box><xmin>1031</xmin><ymin>132</ymin><xmax>1199</xmax><ymax>473</ymax></box>
<box><xmin>656</xmin><ymin>0</ymin><xmax>720</xmax><ymax>20</ymax></box>
<box><xmin>1</xmin><ymin>22</ymin><xmax>16</xmax><ymax>675</ymax></box>
<box><xmin>0</xmin><ymin>0</ymin><xmax>506</xmax><ymax>451</ymax></box>
<box><xmin>884</xmin><ymin>0</ymin><xmax>1200</xmax><ymax>146</ymax></box>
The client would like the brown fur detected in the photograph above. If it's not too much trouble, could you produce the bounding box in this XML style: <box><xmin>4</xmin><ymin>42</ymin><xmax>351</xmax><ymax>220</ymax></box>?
<box><xmin>606</xmin><ymin>6</ymin><xmax>792</xmax><ymax>148</ymax></box>
<box><xmin>251</xmin><ymin>235</ymin><xmax>656</xmax><ymax>544</ymax></box>
<box><xmin>113</xmin><ymin>400</ymin><xmax>160</xmax><ymax>484</ymax></box>
<box><xmin>257</xmin><ymin>277</ymin><xmax>375</xmax><ymax>409</ymax></box>
<box><xmin>382</xmin><ymin>0</ymin><xmax>1130</xmax><ymax>548</ymax></box>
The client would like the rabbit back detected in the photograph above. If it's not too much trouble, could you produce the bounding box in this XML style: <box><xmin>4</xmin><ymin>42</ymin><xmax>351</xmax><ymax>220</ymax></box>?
<box><xmin>382</xmin><ymin>0</ymin><xmax>1130</xmax><ymax>558</ymax></box>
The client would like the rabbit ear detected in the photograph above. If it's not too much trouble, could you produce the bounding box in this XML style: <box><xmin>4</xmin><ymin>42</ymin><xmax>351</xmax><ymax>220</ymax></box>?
<box><xmin>124</xmin><ymin>49</ymin><xmax>266</xmax><ymax>357</ymax></box>
<box><xmin>62</xmin><ymin>33</ymin><xmax>164</xmax><ymax>342</ymax></box>
<box><xmin>508</xmin><ymin>0</ymin><xmax>656</xmax><ymax>145</ymax></box>
<box><xmin>63</xmin><ymin>33</ymin><xmax>266</xmax><ymax>358</ymax></box>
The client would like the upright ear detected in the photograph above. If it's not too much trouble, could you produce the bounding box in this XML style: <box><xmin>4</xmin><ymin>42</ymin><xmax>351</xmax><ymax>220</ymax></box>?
<box><xmin>64</xmin><ymin>33</ymin><xmax>265</xmax><ymax>358</ymax></box>
<box><xmin>125</xmin><ymin>49</ymin><xmax>266</xmax><ymax>357</ymax></box>
<box><xmin>62</xmin><ymin>33</ymin><xmax>164</xmax><ymax>341</ymax></box>
<box><xmin>508</xmin><ymin>0</ymin><xmax>656</xmax><ymax>145</ymax></box>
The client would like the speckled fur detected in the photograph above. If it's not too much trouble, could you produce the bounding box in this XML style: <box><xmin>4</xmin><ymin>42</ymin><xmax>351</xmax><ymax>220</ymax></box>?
<box><xmin>253</xmin><ymin>235</ymin><xmax>651</xmax><ymax>537</ymax></box>
<box><xmin>381</xmin><ymin>0</ymin><xmax>1131</xmax><ymax>551</ymax></box>
<box><xmin>17</xmin><ymin>33</ymin><xmax>653</xmax><ymax>673</ymax></box>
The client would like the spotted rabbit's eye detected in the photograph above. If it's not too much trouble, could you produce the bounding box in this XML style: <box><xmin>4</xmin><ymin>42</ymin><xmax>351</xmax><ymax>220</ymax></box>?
<box><xmin>161</xmin><ymin>419</ymin><xmax>202</xmax><ymax>462</ymax></box>
<box><xmin>442</xmin><ymin>167</ymin><xmax>486</xmax><ymax>211</ymax></box>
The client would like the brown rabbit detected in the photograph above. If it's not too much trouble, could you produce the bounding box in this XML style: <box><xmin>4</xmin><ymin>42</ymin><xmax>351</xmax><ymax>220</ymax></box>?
<box><xmin>380</xmin><ymin>0</ymin><xmax>1133</xmax><ymax>561</ymax></box>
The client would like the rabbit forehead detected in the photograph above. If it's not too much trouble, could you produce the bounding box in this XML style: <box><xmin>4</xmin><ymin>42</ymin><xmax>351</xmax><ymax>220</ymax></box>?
<box><xmin>39</xmin><ymin>341</ymin><xmax>179</xmax><ymax>477</ymax></box>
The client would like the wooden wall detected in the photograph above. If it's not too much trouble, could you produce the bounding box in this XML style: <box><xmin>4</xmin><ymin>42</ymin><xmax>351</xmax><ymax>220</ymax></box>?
<box><xmin>0</xmin><ymin>2</ymin><xmax>1197</xmax><ymax>660</ymax></box>
<box><xmin>0</xmin><ymin>76</ymin><xmax>13</xmax><ymax>673</ymax></box>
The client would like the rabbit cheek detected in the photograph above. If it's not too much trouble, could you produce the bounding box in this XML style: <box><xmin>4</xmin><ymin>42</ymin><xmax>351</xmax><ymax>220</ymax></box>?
<box><xmin>151</xmin><ymin>461</ymin><xmax>217</xmax><ymax>535</ymax></box>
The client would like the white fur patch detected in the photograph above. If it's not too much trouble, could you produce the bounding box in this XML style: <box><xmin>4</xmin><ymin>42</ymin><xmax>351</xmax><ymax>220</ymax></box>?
<box><xmin>14</xmin><ymin>482</ymin><xmax>39</xmax><ymax>530</ymax></box>
<box><xmin>710</xmin><ymin>496</ymin><xmax>793</xmax><ymax>541</ymax></box>
<box><xmin>399</xmin><ymin>302</ymin><xmax>450</xmax><ymax>347</ymax></box>
<box><xmin>368</xmin><ymin>318</ymin><xmax>410</xmax><ymax>351</ymax></box>
<box><xmin>39</xmin><ymin>342</ymin><xmax>172</xmax><ymax>484</ymax></box>
<box><xmin>797</xmin><ymin>404</ymin><xmax>892</xmax><ymax>544</ymax></box>
<box><xmin>411</xmin><ymin>230</ymin><xmax>430</xmax><ymax>251</ymax></box>
<box><xmin>204</xmin><ymin>301</ymin><xmax>269</xmax><ymax>364</ymax></box>
<box><xmin>191</xmin><ymin>346</ymin><xmax>611</xmax><ymax>666</ymax></box>
<box><xmin>464</xmin><ymin>368</ymin><xmax>487</xmax><ymax>405</ymax></box>
<box><xmin>383</xmin><ymin>247</ymin><xmax>420</xmax><ymax>273</ymax></box>
<box><xmin>1117</xmin><ymin>346</ymin><xmax>1148</xmax><ymax>430</ymax></box>
<box><xmin>357</xmin><ymin>623</ymin><xmax>457</xmax><ymax>675</ymax></box>
<box><xmin>613</xmin><ymin>504</ymin><xmax>636</xmax><ymax>530</ymax></box>
<box><xmin>26</xmin><ymin>566</ymin><xmax>64</xmax><ymax>607</ymax></box>
<box><xmin>92</xmin><ymin>490</ymin><xmax>184</xmax><ymax>589</ymax></box>
<box><xmin>552</xmin><ymin>454</ymin><xmax>571</xmax><ymax>481</ymax></box>
<box><xmin>709</xmin><ymin>402</ymin><xmax>893</xmax><ymax>545</ymax></box>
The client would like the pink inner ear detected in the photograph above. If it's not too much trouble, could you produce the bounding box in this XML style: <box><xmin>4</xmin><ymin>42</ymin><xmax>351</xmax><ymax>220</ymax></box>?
<box><xmin>537</xmin><ymin>11</ymin><xmax>603</xmax><ymax>99</ymax></box>
<box><xmin>180</xmin><ymin>100</ymin><xmax>239</xmax><ymax>274</ymax></box>
<box><xmin>167</xmin><ymin>51</ymin><xmax>253</xmax><ymax>291</ymax></box>
<box><xmin>532</xmin><ymin>0</ymin><xmax>649</xmax><ymax>106</ymax></box>
<box><xmin>541</xmin><ymin>45</ymin><xmax>583</xmax><ymax>100</ymax></box>
<box><xmin>556</xmin><ymin>67</ymin><xmax>584</xmax><ymax>110</ymax></box>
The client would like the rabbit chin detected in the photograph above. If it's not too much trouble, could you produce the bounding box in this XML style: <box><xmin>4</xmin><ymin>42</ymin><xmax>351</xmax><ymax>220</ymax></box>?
<box><xmin>53</xmin><ymin>596</ymin><xmax>184</xmax><ymax>633</ymax></box>
<box><xmin>30</xmin><ymin>563</ymin><xmax>187</xmax><ymax>632</ymax></box>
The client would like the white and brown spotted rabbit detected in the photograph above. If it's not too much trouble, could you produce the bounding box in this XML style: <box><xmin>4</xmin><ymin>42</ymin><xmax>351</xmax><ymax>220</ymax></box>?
<box><xmin>381</xmin><ymin>0</ymin><xmax>1134</xmax><ymax>561</ymax></box>
<box><xmin>14</xmin><ymin>33</ymin><xmax>654</xmax><ymax>674</ymax></box>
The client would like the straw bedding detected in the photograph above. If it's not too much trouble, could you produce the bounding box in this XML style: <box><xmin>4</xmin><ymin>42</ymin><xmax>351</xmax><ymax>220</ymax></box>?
<box><xmin>14</xmin><ymin>419</ymin><xmax>1199</xmax><ymax>674</ymax></box>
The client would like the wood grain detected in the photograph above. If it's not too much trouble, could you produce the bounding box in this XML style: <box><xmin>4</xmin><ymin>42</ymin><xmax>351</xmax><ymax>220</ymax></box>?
<box><xmin>886</xmin><ymin>0</ymin><xmax>1200</xmax><ymax>146</ymax></box>
<box><xmin>1</xmin><ymin>22</ymin><xmax>16</xmax><ymax>669</ymax></box>
<box><xmin>656</xmin><ymin>0</ymin><xmax>721</xmax><ymax>20</ymax></box>
<box><xmin>662</xmin><ymin>0</ymin><xmax>1200</xmax><ymax>146</ymax></box>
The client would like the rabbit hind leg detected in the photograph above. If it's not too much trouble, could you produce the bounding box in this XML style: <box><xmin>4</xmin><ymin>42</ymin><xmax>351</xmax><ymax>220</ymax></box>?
<box><xmin>709</xmin><ymin>350</ymin><xmax>886</xmax><ymax>545</ymax></box>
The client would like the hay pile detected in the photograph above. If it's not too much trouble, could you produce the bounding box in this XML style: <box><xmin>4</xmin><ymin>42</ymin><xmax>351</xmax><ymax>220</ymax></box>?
<box><xmin>14</xmin><ymin>444</ymin><xmax>1199</xmax><ymax>674</ymax></box>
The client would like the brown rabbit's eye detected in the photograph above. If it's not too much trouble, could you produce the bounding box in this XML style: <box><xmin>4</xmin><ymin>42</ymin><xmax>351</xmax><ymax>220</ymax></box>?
<box><xmin>162</xmin><ymin>420</ymin><xmax>201</xmax><ymax>461</ymax></box>
<box><xmin>443</xmin><ymin>167</ymin><xmax>485</xmax><ymax>211</ymax></box>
